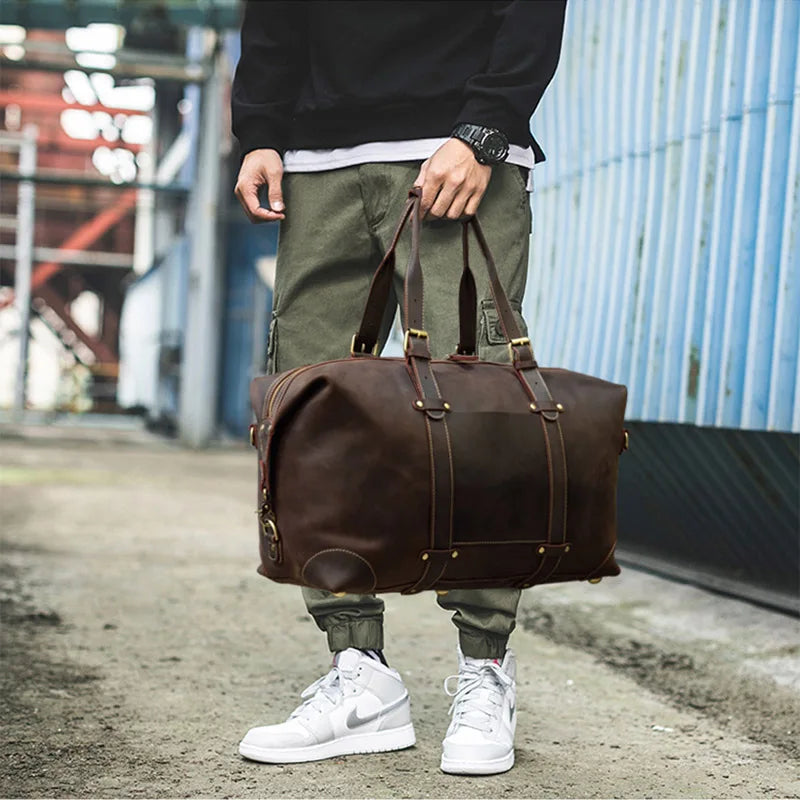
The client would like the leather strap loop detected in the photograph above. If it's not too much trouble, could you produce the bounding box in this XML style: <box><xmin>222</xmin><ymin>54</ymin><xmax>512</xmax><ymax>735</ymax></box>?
<box><xmin>403</xmin><ymin>549</ymin><xmax>457</xmax><ymax>594</ymax></box>
<box><xmin>351</xmin><ymin>194</ymin><xmax>416</xmax><ymax>355</ymax></box>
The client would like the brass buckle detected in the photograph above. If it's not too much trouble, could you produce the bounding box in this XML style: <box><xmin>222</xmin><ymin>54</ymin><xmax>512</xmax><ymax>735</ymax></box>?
<box><xmin>507</xmin><ymin>336</ymin><xmax>531</xmax><ymax>361</ymax></box>
<box><xmin>350</xmin><ymin>334</ymin><xmax>378</xmax><ymax>357</ymax></box>
<box><xmin>261</xmin><ymin>517</ymin><xmax>281</xmax><ymax>563</ymax></box>
<box><xmin>403</xmin><ymin>328</ymin><xmax>429</xmax><ymax>353</ymax></box>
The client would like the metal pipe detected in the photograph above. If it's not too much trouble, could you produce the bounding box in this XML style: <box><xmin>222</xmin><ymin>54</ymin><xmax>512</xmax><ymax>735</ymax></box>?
<box><xmin>0</xmin><ymin>89</ymin><xmax>157</xmax><ymax>118</ymax></box>
<box><xmin>133</xmin><ymin>105</ymin><xmax>157</xmax><ymax>276</ymax></box>
<box><xmin>0</xmin><ymin>245</ymin><xmax>134</xmax><ymax>268</ymax></box>
<box><xmin>178</xmin><ymin>44</ymin><xmax>224</xmax><ymax>448</ymax></box>
<box><xmin>0</xmin><ymin>169</ymin><xmax>189</xmax><ymax>194</ymax></box>
<box><xmin>0</xmin><ymin>40</ymin><xmax>211</xmax><ymax>83</ymax></box>
<box><xmin>12</xmin><ymin>125</ymin><xmax>37</xmax><ymax>420</ymax></box>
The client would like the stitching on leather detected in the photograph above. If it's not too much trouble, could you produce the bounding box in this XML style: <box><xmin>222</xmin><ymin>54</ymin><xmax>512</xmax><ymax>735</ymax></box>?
<box><xmin>443</xmin><ymin>420</ymin><xmax>455</xmax><ymax>547</ymax></box>
<box><xmin>519</xmin><ymin>418</ymin><xmax>555</xmax><ymax>586</ymax></box>
<box><xmin>520</xmin><ymin>553</ymin><xmax>551</xmax><ymax>585</ymax></box>
<box><xmin>451</xmin><ymin>539</ymin><xmax>550</xmax><ymax>546</ymax></box>
<box><xmin>407</xmin><ymin>359</ymin><xmax>424</xmax><ymax>395</ymax></box>
<box><xmin>537</xmin><ymin>554</ymin><xmax>563</xmax><ymax>583</ymax></box>
<box><xmin>262</xmin><ymin>363</ymin><xmax>321</xmax><ymax>498</ymax></box>
<box><xmin>426</xmin><ymin>558</ymin><xmax>450</xmax><ymax>589</ymax></box>
<box><xmin>534</xmin><ymin>352</ymin><xmax>556</xmax><ymax>403</ymax></box>
<box><xmin>409</xmin><ymin>554</ymin><xmax>450</xmax><ymax>592</ymax></box>
<box><xmin>556</xmin><ymin>420</ymin><xmax>569</xmax><ymax>544</ymax></box>
<box><xmin>406</xmin><ymin>559</ymin><xmax>432</xmax><ymax>593</ymax></box>
<box><xmin>540</xmin><ymin>416</ymin><xmax>554</xmax><ymax>543</ymax></box>
<box><xmin>267</xmin><ymin>363</ymin><xmax>316</xmax><ymax>420</ymax></box>
<box><xmin>587</xmin><ymin>543</ymin><xmax>617</xmax><ymax>579</ymax></box>
<box><xmin>300</xmin><ymin>548</ymin><xmax>378</xmax><ymax>593</ymax></box>
<box><xmin>434</xmin><ymin>574</ymin><xmax>531</xmax><ymax>586</ymax></box>
<box><xmin>429</xmin><ymin>367</ymin><xmax>455</xmax><ymax>548</ymax></box>
<box><xmin>424</xmin><ymin>415</ymin><xmax>436</xmax><ymax>551</ymax></box>
<box><xmin>512</xmin><ymin>365</ymin><xmax>538</xmax><ymax>403</ymax></box>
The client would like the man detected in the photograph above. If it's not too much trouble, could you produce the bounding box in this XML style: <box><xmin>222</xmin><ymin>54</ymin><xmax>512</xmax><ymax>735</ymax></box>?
<box><xmin>232</xmin><ymin>0</ymin><xmax>566</xmax><ymax>776</ymax></box>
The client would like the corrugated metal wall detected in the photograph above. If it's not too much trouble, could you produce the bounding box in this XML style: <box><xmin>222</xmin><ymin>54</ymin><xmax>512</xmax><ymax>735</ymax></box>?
<box><xmin>526</xmin><ymin>0</ymin><xmax>800</xmax><ymax>433</ymax></box>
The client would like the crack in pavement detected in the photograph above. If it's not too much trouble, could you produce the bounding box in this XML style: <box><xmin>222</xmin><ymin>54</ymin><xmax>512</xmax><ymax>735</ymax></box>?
<box><xmin>519</xmin><ymin>603</ymin><xmax>800</xmax><ymax>763</ymax></box>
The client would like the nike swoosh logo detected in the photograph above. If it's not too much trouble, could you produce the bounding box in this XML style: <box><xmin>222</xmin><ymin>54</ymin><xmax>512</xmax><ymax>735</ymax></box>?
<box><xmin>345</xmin><ymin>693</ymin><xmax>408</xmax><ymax>730</ymax></box>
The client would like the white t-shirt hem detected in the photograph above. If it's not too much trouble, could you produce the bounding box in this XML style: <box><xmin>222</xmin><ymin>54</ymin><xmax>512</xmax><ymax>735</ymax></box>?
<box><xmin>283</xmin><ymin>138</ymin><xmax>535</xmax><ymax>191</ymax></box>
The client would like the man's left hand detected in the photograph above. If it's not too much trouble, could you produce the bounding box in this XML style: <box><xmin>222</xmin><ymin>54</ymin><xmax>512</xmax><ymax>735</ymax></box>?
<box><xmin>414</xmin><ymin>138</ymin><xmax>492</xmax><ymax>220</ymax></box>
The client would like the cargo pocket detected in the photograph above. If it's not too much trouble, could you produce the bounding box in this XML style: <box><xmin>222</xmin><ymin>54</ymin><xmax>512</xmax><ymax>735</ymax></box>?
<box><xmin>478</xmin><ymin>298</ymin><xmax>529</xmax><ymax>364</ymax></box>
<box><xmin>266</xmin><ymin>311</ymin><xmax>279</xmax><ymax>375</ymax></box>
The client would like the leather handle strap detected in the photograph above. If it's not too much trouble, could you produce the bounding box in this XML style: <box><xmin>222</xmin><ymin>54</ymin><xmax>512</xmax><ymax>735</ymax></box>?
<box><xmin>351</xmin><ymin>194</ymin><xmax>417</xmax><ymax>355</ymax></box>
<box><xmin>353</xmin><ymin>190</ymin><xmax>484</xmax><ymax>357</ymax></box>
<box><xmin>462</xmin><ymin>216</ymin><xmax>525</xmax><ymax>343</ymax></box>
<box><xmin>352</xmin><ymin>193</ymin><xmax>552</xmax><ymax>397</ymax></box>
<box><xmin>402</xmin><ymin>187</ymin><xmax>425</xmax><ymax>336</ymax></box>
<box><xmin>458</xmin><ymin>215</ymin><xmax>539</xmax><ymax>367</ymax></box>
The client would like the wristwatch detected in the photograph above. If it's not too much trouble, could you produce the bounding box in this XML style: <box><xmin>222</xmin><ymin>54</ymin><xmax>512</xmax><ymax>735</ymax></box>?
<box><xmin>451</xmin><ymin>123</ymin><xmax>510</xmax><ymax>165</ymax></box>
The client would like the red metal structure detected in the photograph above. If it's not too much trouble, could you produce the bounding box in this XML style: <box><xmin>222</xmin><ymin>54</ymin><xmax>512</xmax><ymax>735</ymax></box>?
<box><xmin>0</xmin><ymin>31</ymin><xmax>139</xmax><ymax>407</ymax></box>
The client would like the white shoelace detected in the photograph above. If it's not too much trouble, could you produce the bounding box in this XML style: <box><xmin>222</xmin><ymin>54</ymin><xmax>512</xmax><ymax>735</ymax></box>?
<box><xmin>443</xmin><ymin>660</ymin><xmax>514</xmax><ymax>734</ymax></box>
<box><xmin>290</xmin><ymin>666</ymin><xmax>350</xmax><ymax>722</ymax></box>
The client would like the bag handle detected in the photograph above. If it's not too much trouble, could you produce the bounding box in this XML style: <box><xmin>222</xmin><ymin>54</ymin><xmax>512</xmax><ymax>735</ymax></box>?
<box><xmin>352</xmin><ymin>189</ymin><xmax>538</xmax><ymax>369</ymax></box>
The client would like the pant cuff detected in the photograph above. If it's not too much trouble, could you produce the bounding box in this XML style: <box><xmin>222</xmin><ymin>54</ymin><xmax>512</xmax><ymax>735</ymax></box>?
<box><xmin>458</xmin><ymin>630</ymin><xmax>509</xmax><ymax>659</ymax></box>
<box><xmin>324</xmin><ymin>618</ymin><xmax>384</xmax><ymax>652</ymax></box>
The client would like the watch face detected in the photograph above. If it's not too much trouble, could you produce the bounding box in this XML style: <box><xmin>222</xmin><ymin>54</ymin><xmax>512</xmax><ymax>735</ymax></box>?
<box><xmin>481</xmin><ymin>131</ymin><xmax>509</xmax><ymax>162</ymax></box>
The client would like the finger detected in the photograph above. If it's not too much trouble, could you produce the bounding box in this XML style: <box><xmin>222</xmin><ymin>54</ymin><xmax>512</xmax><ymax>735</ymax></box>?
<box><xmin>446</xmin><ymin>187</ymin><xmax>473</xmax><ymax>220</ymax></box>
<box><xmin>428</xmin><ymin>181</ymin><xmax>459</xmax><ymax>218</ymax></box>
<box><xmin>413</xmin><ymin>160</ymin><xmax>428</xmax><ymax>191</ymax></box>
<box><xmin>266</xmin><ymin>171</ymin><xmax>285</xmax><ymax>213</ymax></box>
<box><xmin>236</xmin><ymin>182</ymin><xmax>284</xmax><ymax>223</ymax></box>
<box><xmin>464</xmin><ymin>187</ymin><xmax>487</xmax><ymax>217</ymax></box>
<box><xmin>419</xmin><ymin>169</ymin><xmax>441</xmax><ymax>216</ymax></box>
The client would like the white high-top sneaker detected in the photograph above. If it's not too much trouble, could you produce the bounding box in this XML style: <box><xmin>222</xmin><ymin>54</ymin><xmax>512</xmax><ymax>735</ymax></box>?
<box><xmin>440</xmin><ymin>647</ymin><xmax>516</xmax><ymax>775</ymax></box>
<box><xmin>239</xmin><ymin>648</ymin><xmax>415</xmax><ymax>763</ymax></box>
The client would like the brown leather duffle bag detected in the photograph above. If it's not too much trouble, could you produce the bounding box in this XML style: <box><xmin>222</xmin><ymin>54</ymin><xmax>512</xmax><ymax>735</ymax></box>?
<box><xmin>250</xmin><ymin>190</ymin><xmax>628</xmax><ymax>595</ymax></box>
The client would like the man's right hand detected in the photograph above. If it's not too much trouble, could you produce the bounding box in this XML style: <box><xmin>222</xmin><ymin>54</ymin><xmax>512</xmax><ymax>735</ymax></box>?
<box><xmin>235</xmin><ymin>148</ymin><xmax>286</xmax><ymax>222</ymax></box>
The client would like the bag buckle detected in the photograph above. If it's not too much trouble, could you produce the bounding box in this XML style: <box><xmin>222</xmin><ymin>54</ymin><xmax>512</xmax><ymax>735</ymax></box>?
<box><xmin>258</xmin><ymin>499</ymin><xmax>282</xmax><ymax>564</ymax></box>
<box><xmin>260</xmin><ymin>516</ymin><xmax>282</xmax><ymax>564</ymax></box>
<box><xmin>403</xmin><ymin>328</ymin><xmax>429</xmax><ymax>354</ymax></box>
<box><xmin>350</xmin><ymin>334</ymin><xmax>378</xmax><ymax>357</ymax></box>
<box><xmin>507</xmin><ymin>336</ymin><xmax>532</xmax><ymax>362</ymax></box>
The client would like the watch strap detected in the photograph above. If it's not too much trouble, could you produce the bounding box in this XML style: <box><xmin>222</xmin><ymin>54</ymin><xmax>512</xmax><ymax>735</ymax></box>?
<box><xmin>451</xmin><ymin>123</ymin><xmax>509</xmax><ymax>165</ymax></box>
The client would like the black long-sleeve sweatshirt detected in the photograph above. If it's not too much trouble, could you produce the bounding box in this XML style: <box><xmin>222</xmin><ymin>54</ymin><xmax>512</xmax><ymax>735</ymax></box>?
<box><xmin>232</xmin><ymin>0</ymin><xmax>566</xmax><ymax>162</ymax></box>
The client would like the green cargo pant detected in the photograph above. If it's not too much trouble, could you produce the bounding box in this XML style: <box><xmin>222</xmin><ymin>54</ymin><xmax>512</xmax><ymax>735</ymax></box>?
<box><xmin>270</xmin><ymin>162</ymin><xmax>532</xmax><ymax>659</ymax></box>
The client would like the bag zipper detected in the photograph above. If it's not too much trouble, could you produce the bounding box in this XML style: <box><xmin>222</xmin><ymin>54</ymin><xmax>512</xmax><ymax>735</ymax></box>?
<box><xmin>265</xmin><ymin>363</ymin><xmax>319</xmax><ymax>420</ymax></box>
<box><xmin>265</xmin><ymin>369</ymin><xmax>299</xmax><ymax>419</ymax></box>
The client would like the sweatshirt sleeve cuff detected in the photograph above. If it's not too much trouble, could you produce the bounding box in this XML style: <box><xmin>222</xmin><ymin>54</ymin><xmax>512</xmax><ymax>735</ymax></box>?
<box><xmin>235</xmin><ymin>125</ymin><xmax>288</xmax><ymax>161</ymax></box>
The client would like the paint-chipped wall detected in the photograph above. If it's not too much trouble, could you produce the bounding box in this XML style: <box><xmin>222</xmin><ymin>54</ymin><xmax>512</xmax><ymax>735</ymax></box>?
<box><xmin>525</xmin><ymin>0</ymin><xmax>799</xmax><ymax>433</ymax></box>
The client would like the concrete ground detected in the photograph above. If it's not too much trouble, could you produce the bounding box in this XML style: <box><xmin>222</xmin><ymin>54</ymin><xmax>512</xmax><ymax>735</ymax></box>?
<box><xmin>1</xmin><ymin>426</ymin><xmax>798</xmax><ymax>799</ymax></box>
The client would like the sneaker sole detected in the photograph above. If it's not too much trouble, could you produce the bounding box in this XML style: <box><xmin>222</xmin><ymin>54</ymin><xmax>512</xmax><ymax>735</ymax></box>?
<box><xmin>440</xmin><ymin>749</ymin><xmax>515</xmax><ymax>776</ymax></box>
<box><xmin>239</xmin><ymin>723</ymin><xmax>416</xmax><ymax>764</ymax></box>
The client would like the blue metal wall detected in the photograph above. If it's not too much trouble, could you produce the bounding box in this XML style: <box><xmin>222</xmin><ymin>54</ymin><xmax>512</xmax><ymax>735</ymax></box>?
<box><xmin>526</xmin><ymin>0</ymin><xmax>800</xmax><ymax>433</ymax></box>
<box><xmin>219</xmin><ymin>220</ymin><xmax>277</xmax><ymax>436</ymax></box>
